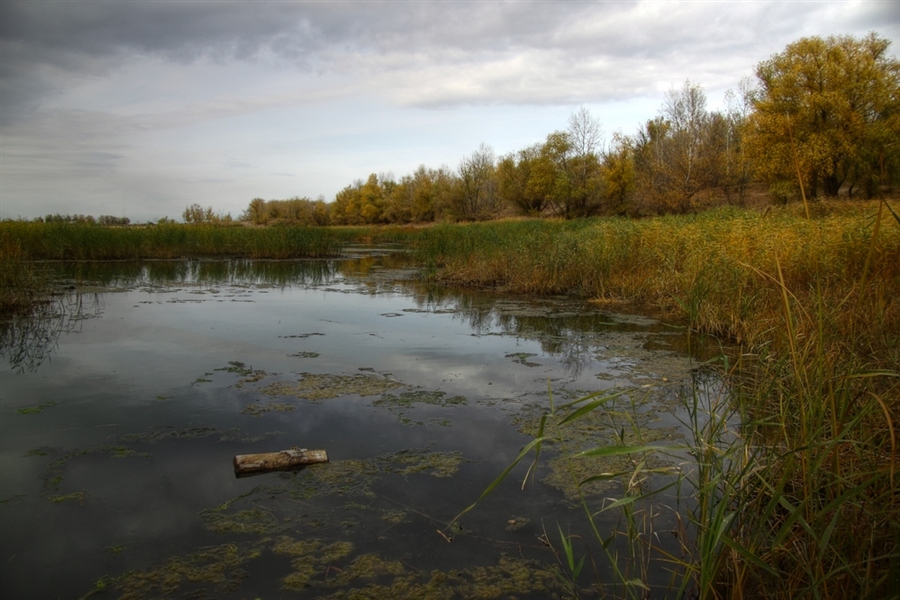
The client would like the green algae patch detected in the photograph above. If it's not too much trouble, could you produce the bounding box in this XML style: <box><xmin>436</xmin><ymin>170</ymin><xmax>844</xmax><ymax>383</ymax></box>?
<box><xmin>42</xmin><ymin>445</ymin><xmax>151</xmax><ymax>499</ymax></box>
<box><xmin>79</xmin><ymin>444</ymin><xmax>567</xmax><ymax>599</ymax></box>
<box><xmin>373</xmin><ymin>390</ymin><xmax>467</xmax><ymax>409</ymax></box>
<box><xmin>214</xmin><ymin>360</ymin><xmax>268</xmax><ymax>387</ymax></box>
<box><xmin>16</xmin><ymin>401</ymin><xmax>56</xmax><ymax>415</ymax></box>
<box><xmin>380</xmin><ymin>449</ymin><xmax>469</xmax><ymax>478</ymax></box>
<box><xmin>202</xmin><ymin>507</ymin><xmax>280</xmax><ymax>535</ymax></box>
<box><xmin>289</xmin><ymin>459</ymin><xmax>382</xmax><ymax>500</ymax></box>
<box><xmin>262</xmin><ymin>372</ymin><xmax>405</xmax><ymax>401</ymax></box>
<box><xmin>371</xmin><ymin>389</ymin><xmax>467</xmax><ymax>426</ymax></box>
<box><xmin>312</xmin><ymin>554</ymin><xmax>556</xmax><ymax>599</ymax></box>
<box><xmin>506</xmin><ymin>352</ymin><xmax>542</xmax><ymax>367</ymax></box>
<box><xmin>512</xmin><ymin>391</ymin><xmax>682</xmax><ymax>500</ymax></box>
<box><xmin>505</xmin><ymin>515</ymin><xmax>530</xmax><ymax>531</ymax></box>
<box><xmin>380</xmin><ymin>508</ymin><xmax>409</xmax><ymax>524</ymax></box>
<box><xmin>241</xmin><ymin>401</ymin><xmax>296</xmax><ymax>416</ymax></box>
<box><xmin>49</xmin><ymin>491</ymin><xmax>86</xmax><ymax>504</ymax></box>
<box><xmin>119</xmin><ymin>425</ymin><xmax>278</xmax><ymax>444</ymax></box>
<box><xmin>100</xmin><ymin>542</ymin><xmax>258</xmax><ymax>599</ymax></box>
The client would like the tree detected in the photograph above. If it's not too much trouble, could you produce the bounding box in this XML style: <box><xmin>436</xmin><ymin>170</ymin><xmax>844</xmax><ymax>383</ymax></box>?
<box><xmin>601</xmin><ymin>132</ymin><xmax>636</xmax><ymax>214</ymax></box>
<box><xmin>497</xmin><ymin>144</ymin><xmax>550</xmax><ymax>216</ymax></box>
<box><xmin>745</xmin><ymin>33</ymin><xmax>900</xmax><ymax>199</ymax></box>
<box><xmin>566</xmin><ymin>108</ymin><xmax>605</xmax><ymax>217</ymax></box>
<box><xmin>453</xmin><ymin>144</ymin><xmax>499</xmax><ymax>221</ymax></box>
<box><xmin>243</xmin><ymin>198</ymin><xmax>268</xmax><ymax>224</ymax></box>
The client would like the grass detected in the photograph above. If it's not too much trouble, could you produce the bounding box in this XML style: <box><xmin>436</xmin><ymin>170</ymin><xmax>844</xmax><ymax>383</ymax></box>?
<box><xmin>430</xmin><ymin>200</ymin><xmax>899</xmax><ymax>598</ymax></box>
<box><xmin>0</xmin><ymin>221</ymin><xmax>348</xmax><ymax>260</ymax></box>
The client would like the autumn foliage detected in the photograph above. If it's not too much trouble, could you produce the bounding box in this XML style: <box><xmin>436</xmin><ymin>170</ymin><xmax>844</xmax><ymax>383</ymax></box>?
<box><xmin>239</xmin><ymin>33</ymin><xmax>898</xmax><ymax>225</ymax></box>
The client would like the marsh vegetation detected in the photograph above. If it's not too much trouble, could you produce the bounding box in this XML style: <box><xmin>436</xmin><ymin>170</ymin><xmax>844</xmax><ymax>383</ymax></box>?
<box><xmin>1</xmin><ymin>198</ymin><xmax>896</xmax><ymax>598</ymax></box>
<box><xmin>1</xmin><ymin>29</ymin><xmax>898</xmax><ymax>600</ymax></box>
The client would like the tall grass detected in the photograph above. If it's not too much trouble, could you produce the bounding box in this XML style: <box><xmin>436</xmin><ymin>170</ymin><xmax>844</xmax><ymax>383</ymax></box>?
<box><xmin>0</xmin><ymin>230</ymin><xmax>50</xmax><ymax>315</ymax></box>
<box><xmin>0</xmin><ymin>221</ymin><xmax>348</xmax><ymax>260</ymax></box>
<box><xmin>431</xmin><ymin>201</ymin><xmax>899</xmax><ymax>598</ymax></box>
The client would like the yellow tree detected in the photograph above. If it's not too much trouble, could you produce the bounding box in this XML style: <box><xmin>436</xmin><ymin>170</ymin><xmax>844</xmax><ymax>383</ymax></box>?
<box><xmin>745</xmin><ymin>33</ymin><xmax>900</xmax><ymax>199</ymax></box>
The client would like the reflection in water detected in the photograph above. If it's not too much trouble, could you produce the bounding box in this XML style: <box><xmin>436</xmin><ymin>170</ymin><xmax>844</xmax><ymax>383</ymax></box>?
<box><xmin>56</xmin><ymin>257</ymin><xmax>342</xmax><ymax>289</ymax></box>
<box><xmin>1</xmin><ymin>254</ymin><xmax>730</xmax><ymax>599</ymax></box>
<box><xmin>400</xmin><ymin>282</ymin><xmax>719</xmax><ymax>377</ymax></box>
<box><xmin>0</xmin><ymin>292</ymin><xmax>102</xmax><ymax>371</ymax></box>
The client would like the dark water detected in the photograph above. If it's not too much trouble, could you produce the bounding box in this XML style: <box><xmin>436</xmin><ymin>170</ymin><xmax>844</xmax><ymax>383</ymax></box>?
<box><xmin>0</xmin><ymin>250</ymin><xmax>725</xmax><ymax>599</ymax></box>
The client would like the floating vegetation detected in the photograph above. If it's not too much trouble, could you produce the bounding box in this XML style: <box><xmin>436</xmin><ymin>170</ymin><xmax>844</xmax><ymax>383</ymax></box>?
<box><xmin>16</xmin><ymin>401</ymin><xmax>56</xmax><ymax>414</ymax></box>
<box><xmin>288</xmin><ymin>351</ymin><xmax>320</xmax><ymax>358</ymax></box>
<box><xmin>119</xmin><ymin>426</ymin><xmax>223</xmax><ymax>444</ymax></box>
<box><xmin>380</xmin><ymin>508</ymin><xmax>409</xmax><ymax>524</ymax></box>
<box><xmin>310</xmin><ymin>554</ymin><xmax>556</xmax><ymax>599</ymax></box>
<box><xmin>505</xmin><ymin>352</ymin><xmax>541</xmax><ymax>367</ymax></box>
<box><xmin>99</xmin><ymin>542</ymin><xmax>260</xmax><ymax>599</ymax></box>
<box><xmin>49</xmin><ymin>491</ymin><xmax>86</xmax><ymax>504</ymax></box>
<box><xmin>241</xmin><ymin>401</ymin><xmax>296</xmax><ymax>417</ymax></box>
<box><xmin>202</xmin><ymin>508</ymin><xmax>280</xmax><ymax>535</ymax></box>
<box><xmin>262</xmin><ymin>372</ymin><xmax>405</xmax><ymax>401</ymax></box>
<box><xmin>513</xmin><ymin>392</ymin><xmax>681</xmax><ymax>500</ymax></box>
<box><xmin>42</xmin><ymin>445</ymin><xmax>151</xmax><ymax>499</ymax></box>
<box><xmin>215</xmin><ymin>360</ymin><xmax>268</xmax><ymax>387</ymax></box>
<box><xmin>372</xmin><ymin>390</ymin><xmax>467</xmax><ymax>410</ymax></box>
<box><xmin>379</xmin><ymin>449</ymin><xmax>469</xmax><ymax>478</ymax></box>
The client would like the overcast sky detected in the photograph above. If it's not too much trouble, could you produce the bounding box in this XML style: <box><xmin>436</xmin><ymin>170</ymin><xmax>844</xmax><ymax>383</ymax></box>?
<box><xmin>1</xmin><ymin>1</ymin><xmax>897</xmax><ymax>222</ymax></box>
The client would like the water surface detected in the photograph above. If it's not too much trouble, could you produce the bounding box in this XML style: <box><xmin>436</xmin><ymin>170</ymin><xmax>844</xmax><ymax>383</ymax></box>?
<box><xmin>0</xmin><ymin>250</ymin><xmax>722</xmax><ymax>598</ymax></box>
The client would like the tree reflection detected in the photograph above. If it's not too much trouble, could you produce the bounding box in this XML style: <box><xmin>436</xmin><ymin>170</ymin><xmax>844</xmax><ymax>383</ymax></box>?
<box><xmin>0</xmin><ymin>292</ymin><xmax>101</xmax><ymax>372</ymax></box>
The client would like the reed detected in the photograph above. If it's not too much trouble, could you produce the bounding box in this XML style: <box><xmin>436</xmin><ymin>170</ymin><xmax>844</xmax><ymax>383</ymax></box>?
<box><xmin>0</xmin><ymin>230</ymin><xmax>51</xmax><ymax>315</ymax></box>
<box><xmin>0</xmin><ymin>221</ymin><xmax>348</xmax><ymax>260</ymax></box>
<box><xmin>434</xmin><ymin>201</ymin><xmax>899</xmax><ymax>598</ymax></box>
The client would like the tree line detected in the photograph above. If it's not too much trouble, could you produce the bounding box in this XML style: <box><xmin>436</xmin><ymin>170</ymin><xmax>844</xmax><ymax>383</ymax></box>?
<box><xmin>219</xmin><ymin>33</ymin><xmax>897</xmax><ymax>226</ymax></box>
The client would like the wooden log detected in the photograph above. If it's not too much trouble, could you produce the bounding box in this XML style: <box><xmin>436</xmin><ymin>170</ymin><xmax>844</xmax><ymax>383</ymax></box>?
<box><xmin>233</xmin><ymin>447</ymin><xmax>328</xmax><ymax>476</ymax></box>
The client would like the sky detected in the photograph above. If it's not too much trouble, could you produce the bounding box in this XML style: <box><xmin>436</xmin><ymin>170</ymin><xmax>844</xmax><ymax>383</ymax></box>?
<box><xmin>1</xmin><ymin>1</ymin><xmax>898</xmax><ymax>222</ymax></box>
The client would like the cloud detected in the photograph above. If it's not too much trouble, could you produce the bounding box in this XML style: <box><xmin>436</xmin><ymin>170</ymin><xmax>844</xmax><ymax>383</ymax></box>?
<box><xmin>1</xmin><ymin>1</ymin><xmax>897</xmax><ymax>220</ymax></box>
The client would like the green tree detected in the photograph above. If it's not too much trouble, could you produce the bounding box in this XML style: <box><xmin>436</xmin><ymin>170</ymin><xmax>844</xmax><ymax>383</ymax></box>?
<box><xmin>243</xmin><ymin>198</ymin><xmax>268</xmax><ymax>225</ymax></box>
<box><xmin>745</xmin><ymin>33</ymin><xmax>900</xmax><ymax>199</ymax></box>
<box><xmin>601</xmin><ymin>132</ymin><xmax>636</xmax><ymax>214</ymax></box>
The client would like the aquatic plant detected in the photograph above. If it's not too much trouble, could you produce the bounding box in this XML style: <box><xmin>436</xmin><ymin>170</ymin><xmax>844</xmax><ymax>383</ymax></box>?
<box><xmin>444</xmin><ymin>200</ymin><xmax>900</xmax><ymax>598</ymax></box>
<box><xmin>0</xmin><ymin>221</ymin><xmax>349</xmax><ymax>260</ymax></box>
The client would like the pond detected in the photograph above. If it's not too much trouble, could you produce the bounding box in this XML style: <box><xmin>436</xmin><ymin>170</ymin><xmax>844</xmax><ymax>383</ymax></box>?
<box><xmin>0</xmin><ymin>249</ymin><xmax>728</xmax><ymax>599</ymax></box>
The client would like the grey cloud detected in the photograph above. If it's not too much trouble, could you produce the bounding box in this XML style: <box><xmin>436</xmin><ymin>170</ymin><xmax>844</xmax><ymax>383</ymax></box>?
<box><xmin>3</xmin><ymin>0</ymin><xmax>897</xmax><ymax>124</ymax></box>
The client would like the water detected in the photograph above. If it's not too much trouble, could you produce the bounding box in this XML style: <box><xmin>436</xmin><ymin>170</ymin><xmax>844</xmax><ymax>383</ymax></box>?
<box><xmin>0</xmin><ymin>250</ymin><xmax>724</xmax><ymax>598</ymax></box>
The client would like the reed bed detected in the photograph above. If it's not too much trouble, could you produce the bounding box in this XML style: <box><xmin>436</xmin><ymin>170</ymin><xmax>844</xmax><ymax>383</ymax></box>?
<box><xmin>0</xmin><ymin>230</ymin><xmax>50</xmax><ymax>314</ymax></box>
<box><xmin>420</xmin><ymin>201</ymin><xmax>899</xmax><ymax>598</ymax></box>
<box><xmin>0</xmin><ymin>221</ymin><xmax>348</xmax><ymax>260</ymax></box>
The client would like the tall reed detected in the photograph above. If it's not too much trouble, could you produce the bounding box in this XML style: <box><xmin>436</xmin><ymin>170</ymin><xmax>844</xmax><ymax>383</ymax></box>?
<box><xmin>0</xmin><ymin>221</ymin><xmax>348</xmax><ymax>260</ymax></box>
<box><xmin>431</xmin><ymin>201</ymin><xmax>899</xmax><ymax>598</ymax></box>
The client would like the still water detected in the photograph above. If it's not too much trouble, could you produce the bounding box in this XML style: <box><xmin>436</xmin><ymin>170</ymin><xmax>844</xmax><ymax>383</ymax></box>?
<box><xmin>0</xmin><ymin>249</ymin><xmax>723</xmax><ymax>599</ymax></box>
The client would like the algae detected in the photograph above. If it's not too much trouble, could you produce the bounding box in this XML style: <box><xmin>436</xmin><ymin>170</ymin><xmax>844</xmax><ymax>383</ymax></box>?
<box><xmin>262</xmin><ymin>372</ymin><xmax>405</xmax><ymax>401</ymax></box>
<box><xmin>16</xmin><ymin>401</ymin><xmax>56</xmax><ymax>415</ymax></box>
<box><xmin>100</xmin><ymin>542</ymin><xmax>258</xmax><ymax>599</ymax></box>
<box><xmin>201</xmin><ymin>508</ymin><xmax>280</xmax><ymax>535</ymax></box>
<box><xmin>512</xmin><ymin>390</ymin><xmax>682</xmax><ymax>500</ymax></box>
<box><xmin>506</xmin><ymin>352</ymin><xmax>542</xmax><ymax>367</ymax></box>
<box><xmin>372</xmin><ymin>390</ymin><xmax>467</xmax><ymax>410</ymax></box>
<box><xmin>379</xmin><ymin>449</ymin><xmax>469</xmax><ymax>478</ymax></box>
<box><xmin>241</xmin><ymin>401</ymin><xmax>296</xmax><ymax>416</ymax></box>
<box><xmin>214</xmin><ymin>360</ymin><xmax>268</xmax><ymax>386</ymax></box>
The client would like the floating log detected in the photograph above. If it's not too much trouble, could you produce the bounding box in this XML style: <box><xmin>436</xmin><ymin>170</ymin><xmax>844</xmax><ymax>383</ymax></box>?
<box><xmin>233</xmin><ymin>447</ymin><xmax>328</xmax><ymax>477</ymax></box>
